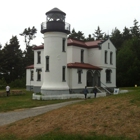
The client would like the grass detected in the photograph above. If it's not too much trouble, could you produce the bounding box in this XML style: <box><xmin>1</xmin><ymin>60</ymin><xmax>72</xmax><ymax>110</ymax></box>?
<box><xmin>0</xmin><ymin>89</ymin><xmax>79</xmax><ymax>112</ymax></box>
<box><xmin>0</xmin><ymin>87</ymin><xmax>140</xmax><ymax>140</ymax></box>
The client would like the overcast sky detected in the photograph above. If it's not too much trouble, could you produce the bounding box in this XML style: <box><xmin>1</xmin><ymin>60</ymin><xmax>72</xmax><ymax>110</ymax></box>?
<box><xmin>0</xmin><ymin>0</ymin><xmax>140</xmax><ymax>51</ymax></box>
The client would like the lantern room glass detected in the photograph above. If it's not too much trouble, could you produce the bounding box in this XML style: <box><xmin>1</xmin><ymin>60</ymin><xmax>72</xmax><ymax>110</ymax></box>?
<box><xmin>47</xmin><ymin>13</ymin><xmax>65</xmax><ymax>22</ymax></box>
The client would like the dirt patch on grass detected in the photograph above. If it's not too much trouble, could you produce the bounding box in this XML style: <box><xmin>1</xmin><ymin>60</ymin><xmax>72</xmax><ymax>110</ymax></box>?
<box><xmin>0</xmin><ymin>95</ymin><xmax>140</xmax><ymax>139</ymax></box>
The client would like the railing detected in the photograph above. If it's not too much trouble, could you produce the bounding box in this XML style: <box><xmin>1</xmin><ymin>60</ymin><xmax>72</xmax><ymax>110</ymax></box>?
<box><xmin>41</xmin><ymin>21</ymin><xmax>70</xmax><ymax>32</ymax></box>
<box><xmin>100</xmin><ymin>81</ymin><xmax>112</xmax><ymax>94</ymax></box>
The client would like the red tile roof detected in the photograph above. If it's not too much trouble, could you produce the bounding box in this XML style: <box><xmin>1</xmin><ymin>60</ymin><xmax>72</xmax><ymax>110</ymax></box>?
<box><xmin>33</xmin><ymin>45</ymin><xmax>44</xmax><ymax>50</ymax></box>
<box><xmin>26</xmin><ymin>65</ymin><xmax>34</xmax><ymax>69</ymax></box>
<box><xmin>67</xmin><ymin>38</ymin><xmax>103</xmax><ymax>48</ymax></box>
<box><xmin>67</xmin><ymin>62</ymin><xmax>102</xmax><ymax>70</ymax></box>
<box><xmin>26</xmin><ymin>63</ymin><xmax>102</xmax><ymax>70</ymax></box>
<box><xmin>33</xmin><ymin>38</ymin><xmax>103</xmax><ymax>50</ymax></box>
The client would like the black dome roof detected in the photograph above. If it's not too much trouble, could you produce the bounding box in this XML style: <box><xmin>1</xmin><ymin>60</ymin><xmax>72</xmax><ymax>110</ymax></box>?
<box><xmin>46</xmin><ymin>8</ymin><xmax>66</xmax><ymax>15</ymax></box>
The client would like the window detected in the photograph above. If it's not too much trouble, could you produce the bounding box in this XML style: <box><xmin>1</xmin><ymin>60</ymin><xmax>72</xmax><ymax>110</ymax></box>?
<box><xmin>105</xmin><ymin>51</ymin><xmax>108</xmax><ymax>64</ymax></box>
<box><xmin>30</xmin><ymin>70</ymin><xmax>34</xmax><ymax>81</ymax></box>
<box><xmin>81</xmin><ymin>49</ymin><xmax>84</xmax><ymax>63</ymax></box>
<box><xmin>62</xmin><ymin>38</ymin><xmax>66</xmax><ymax>52</ymax></box>
<box><xmin>110</xmin><ymin>52</ymin><xmax>113</xmax><ymax>64</ymax></box>
<box><xmin>62</xmin><ymin>66</ymin><xmax>66</xmax><ymax>81</ymax></box>
<box><xmin>108</xmin><ymin>42</ymin><xmax>110</xmax><ymax>49</ymax></box>
<box><xmin>106</xmin><ymin>69</ymin><xmax>112</xmax><ymax>83</ymax></box>
<box><xmin>46</xmin><ymin>56</ymin><xmax>49</xmax><ymax>71</ymax></box>
<box><xmin>37</xmin><ymin>51</ymin><xmax>41</xmax><ymax>63</ymax></box>
<box><xmin>36</xmin><ymin>69</ymin><xmax>42</xmax><ymax>81</ymax></box>
<box><xmin>77</xmin><ymin>69</ymin><xmax>83</xmax><ymax>83</ymax></box>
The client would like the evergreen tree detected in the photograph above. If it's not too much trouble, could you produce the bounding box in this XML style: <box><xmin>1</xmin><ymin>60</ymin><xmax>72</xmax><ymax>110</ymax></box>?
<box><xmin>122</xmin><ymin>27</ymin><xmax>132</xmax><ymax>41</ymax></box>
<box><xmin>20</xmin><ymin>26</ymin><xmax>37</xmax><ymax>48</ymax></box>
<box><xmin>20</xmin><ymin>26</ymin><xmax>37</xmax><ymax>66</ymax></box>
<box><xmin>86</xmin><ymin>34</ymin><xmax>94</xmax><ymax>41</ymax></box>
<box><xmin>68</xmin><ymin>29</ymin><xmax>85</xmax><ymax>40</ymax></box>
<box><xmin>130</xmin><ymin>19</ymin><xmax>140</xmax><ymax>38</ymax></box>
<box><xmin>68</xmin><ymin>28</ymin><xmax>77</xmax><ymax>39</ymax></box>
<box><xmin>93</xmin><ymin>26</ymin><xmax>104</xmax><ymax>40</ymax></box>
<box><xmin>110</xmin><ymin>28</ymin><xmax>123</xmax><ymax>52</ymax></box>
<box><xmin>117</xmin><ymin>38</ymin><xmax>140</xmax><ymax>87</ymax></box>
<box><xmin>1</xmin><ymin>36</ymin><xmax>24</xmax><ymax>83</ymax></box>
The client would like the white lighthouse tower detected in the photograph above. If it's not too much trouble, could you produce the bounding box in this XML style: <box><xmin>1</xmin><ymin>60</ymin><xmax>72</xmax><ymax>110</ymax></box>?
<box><xmin>41</xmin><ymin>8</ymin><xmax>70</xmax><ymax>95</ymax></box>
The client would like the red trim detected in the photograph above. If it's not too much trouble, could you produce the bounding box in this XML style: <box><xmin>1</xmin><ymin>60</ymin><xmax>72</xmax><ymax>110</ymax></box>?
<box><xmin>26</xmin><ymin>65</ymin><xmax>34</xmax><ymax>69</ymax></box>
<box><xmin>67</xmin><ymin>62</ymin><xmax>102</xmax><ymax>70</ymax></box>
<box><xmin>26</xmin><ymin>63</ymin><xmax>102</xmax><ymax>70</ymax></box>
<box><xmin>33</xmin><ymin>45</ymin><xmax>44</xmax><ymax>50</ymax></box>
<box><xmin>33</xmin><ymin>38</ymin><xmax>103</xmax><ymax>50</ymax></box>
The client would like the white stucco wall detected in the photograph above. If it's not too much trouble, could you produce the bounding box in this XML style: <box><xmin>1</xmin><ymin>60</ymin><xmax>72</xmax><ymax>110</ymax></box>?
<box><xmin>88</xmin><ymin>48</ymin><xmax>101</xmax><ymax>65</ymax></box>
<box><xmin>33</xmin><ymin>49</ymin><xmax>44</xmax><ymax>87</ymax></box>
<box><xmin>41</xmin><ymin>32</ymin><xmax>69</xmax><ymax>90</ymax></box>
<box><xmin>68</xmin><ymin>68</ymin><xmax>87</xmax><ymax>89</ymax></box>
<box><xmin>26</xmin><ymin>69</ymin><xmax>34</xmax><ymax>86</ymax></box>
<box><xmin>67</xmin><ymin>46</ymin><xmax>88</xmax><ymax>63</ymax></box>
<box><xmin>99</xmin><ymin>39</ymin><xmax>116</xmax><ymax>87</ymax></box>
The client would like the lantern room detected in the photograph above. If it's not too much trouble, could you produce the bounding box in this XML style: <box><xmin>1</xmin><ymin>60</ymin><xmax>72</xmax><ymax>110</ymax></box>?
<box><xmin>41</xmin><ymin>8</ymin><xmax>70</xmax><ymax>34</ymax></box>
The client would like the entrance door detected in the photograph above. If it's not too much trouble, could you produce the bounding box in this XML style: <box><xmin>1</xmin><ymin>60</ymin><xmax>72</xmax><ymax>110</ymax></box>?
<box><xmin>87</xmin><ymin>71</ymin><xmax>93</xmax><ymax>87</ymax></box>
<box><xmin>87</xmin><ymin>70</ymin><xmax>100</xmax><ymax>87</ymax></box>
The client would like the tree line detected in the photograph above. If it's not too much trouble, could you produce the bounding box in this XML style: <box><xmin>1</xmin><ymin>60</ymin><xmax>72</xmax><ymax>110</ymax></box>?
<box><xmin>0</xmin><ymin>19</ymin><xmax>140</xmax><ymax>87</ymax></box>
<box><xmin>0</xmin><ymin>27</ymin><xmax>37</xmax><ymax>87</ymax></box>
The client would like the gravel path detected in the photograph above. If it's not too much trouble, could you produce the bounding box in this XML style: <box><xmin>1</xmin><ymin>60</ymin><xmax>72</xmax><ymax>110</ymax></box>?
<box><xmin>0</xmin><ymin>100</ymin><xmax>83</xmax><ymax>126</ymax></box>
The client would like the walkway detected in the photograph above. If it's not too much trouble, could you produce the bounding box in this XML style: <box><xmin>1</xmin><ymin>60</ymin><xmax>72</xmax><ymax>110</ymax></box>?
<box><xmin>0</xmin><ymin>100</ymin><xmax>83</xmax><ymax>126</ymax></box>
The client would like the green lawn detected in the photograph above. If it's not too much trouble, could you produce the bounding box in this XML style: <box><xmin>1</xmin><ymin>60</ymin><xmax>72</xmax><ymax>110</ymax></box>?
<box><xmin>0</xmin><ymin>89</ymin><xmax>78</xmax><ymax>112</ymax></box>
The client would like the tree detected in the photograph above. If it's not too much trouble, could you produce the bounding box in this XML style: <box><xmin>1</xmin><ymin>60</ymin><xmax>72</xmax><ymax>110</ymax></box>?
<box><xmin>110</xmin><ymin>28</ymin><xmax>123</xmax><ymax>52</ymax></box>
<box><xmin>20</xmin><ymin>26</ymin><xmax>37</xmax><ymax>66</ymax></box>
<box><xmin>1</xmin><ymin>36</ymin><xmax>24</xmax><ymax>83</ymax></box>
<box><xmin>20</xmin><ymin>26</ymin><xmax>37</xmax><ymax>48</ymax></box>
<box><xmin>117</xmin><ymin>38</ymin><xmax>140</xmax><ymax>87</ymax></box>
<box><xmin>68</xmin><ymin>28</ymin><xmax>77</xmax><ymax>39</ymax></box>
<box><xmin>122</xmin><ymin>27</ymin><xmax>132</xmax><ymax>41</ymax></box>
<box><xmin>68</xmin><ymin>29</ymin><xmax>85</xmax><ymax>40</ymax></box>
<box><xmin>93</xmin><ymin>26</ymin><xmax>104</xmax><ymax>40</ymax></box>
<box><xmin>130</xmin><ymin>19</ymin><xmax>140</xmax><ymax>38</ymax></box>
<box><xmin>86</xmin><ymin>34</ymin><xmax>94</xmax><ymax>41</ymax></box>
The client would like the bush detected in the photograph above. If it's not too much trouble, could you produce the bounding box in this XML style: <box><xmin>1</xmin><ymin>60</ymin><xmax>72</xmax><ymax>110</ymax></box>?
<box><xmin>10</xmin><ymin>77</ymin><xmax>26</xmax><ymax>88</ymax></box>
<box><xmin>0</xmin><ymin>78</ymin><xmax>7</xmax><ymax>89</ymax></box>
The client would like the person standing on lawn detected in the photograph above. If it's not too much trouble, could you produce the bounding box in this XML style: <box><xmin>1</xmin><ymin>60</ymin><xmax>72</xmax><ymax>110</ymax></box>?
<box><xmin>6</xmin><ymin>85</ymin><xmax>10</xmax><ymax>96</ymax></box>
<box><xmin>83</xmin><ymin>86</ymin><xmax>89</xmax><ymax>99</ymax></box>
<box><xmin>93</xmin><ymin>86</ymin><xmax>98</xmax><ymax>98</ymax></box>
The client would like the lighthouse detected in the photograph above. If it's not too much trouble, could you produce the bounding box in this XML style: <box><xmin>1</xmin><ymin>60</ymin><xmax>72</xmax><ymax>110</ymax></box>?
<box><xmin>40</xmin><ymin>8</ymin><xmax>70</xmax><ymax>95</ymax></box>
